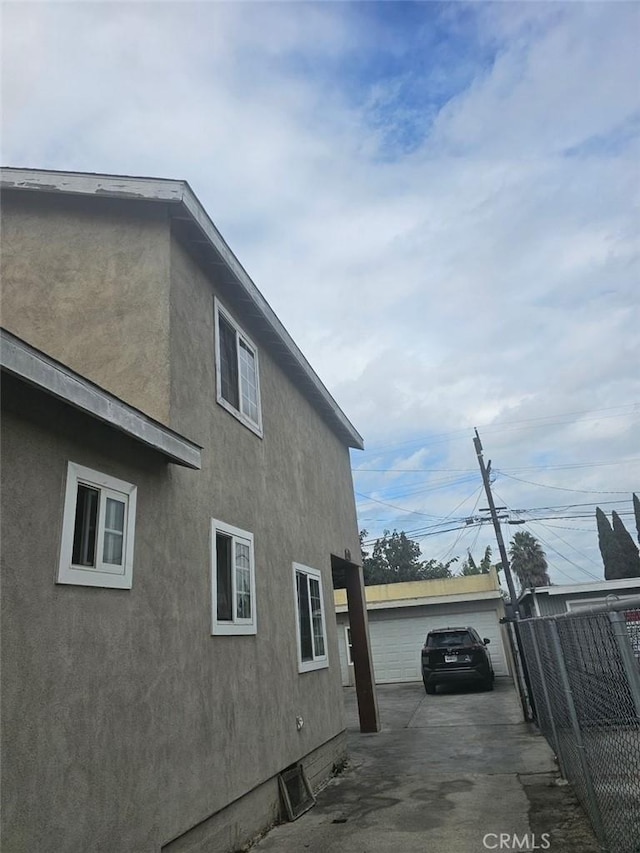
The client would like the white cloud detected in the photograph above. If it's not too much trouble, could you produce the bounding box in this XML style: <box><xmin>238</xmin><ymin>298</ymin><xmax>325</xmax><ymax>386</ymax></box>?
<box><xmin>2</xmin><ymin>0</ymin><xmax>639</xmax><ymax>584</ymax></box>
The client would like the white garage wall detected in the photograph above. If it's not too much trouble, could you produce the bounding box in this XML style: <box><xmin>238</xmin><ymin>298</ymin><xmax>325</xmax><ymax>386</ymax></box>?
<box><xmin>335</xmin><ymin>615</ymin><xmax>352</xmax><ymax>686</ymax></box>
<box><xmin>336</xmin><ymin>599</ymin><xmax>509</xmax><ymax>685</ymax></box>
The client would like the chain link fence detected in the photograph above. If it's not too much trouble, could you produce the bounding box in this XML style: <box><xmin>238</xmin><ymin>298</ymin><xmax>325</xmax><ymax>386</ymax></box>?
<box><xmin>515</xmin><ymin>599</ymin><xmax>640</xmax><ymax>853</ymax></box>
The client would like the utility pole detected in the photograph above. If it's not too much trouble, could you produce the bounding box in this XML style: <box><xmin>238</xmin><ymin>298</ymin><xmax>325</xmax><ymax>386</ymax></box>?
<box><xmin>473</xmin><ymin>429</ymin><xmax>536</xmax><ymax>723</ymax></box>
<box><xmin>473</xmin><ymin>429</ymin><xmax>520</xmax><ymax>618</ymax></box>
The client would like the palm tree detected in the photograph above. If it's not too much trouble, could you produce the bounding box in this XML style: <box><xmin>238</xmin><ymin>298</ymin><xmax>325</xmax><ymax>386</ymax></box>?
<box><xmin>508</xmin><ymin>531</ymin><xmax>550</xmax><ymax>593</ymax></box>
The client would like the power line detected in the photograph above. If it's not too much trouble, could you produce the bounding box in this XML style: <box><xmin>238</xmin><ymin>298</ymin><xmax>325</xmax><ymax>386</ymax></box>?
<box><xmin>358</xmin><ymin>499</ymin><xmax>631</xmax><ymax>526</ymax></box>
<box><xmin>496</xmin><ymin>471</ymin><xmax>633</xmax><ymax>495</ymax></box>
<box><xmin>437</xmin><ymin>488</ymin><xmax>483</xmax><ymax>563</ymax></box>
<box><xmin>353</xmin><ymin>467</ymin><xmax>476</xmax><ymax>473</ymax></box>
<box><xmin>353</xmin><ymin>458</ymin><xmax>640</xmax><ymax>474</ymax></box>
<box><xmin>355</xmin><ymin>477</ymin><xmax>481</xmax><ymax>514</ymax></box>
<box><xmin>360</xmin><ymin>403</ymin><xmax>640</xmax><ymax>455</ymax></box>
<box><xmin>527</xmin><ymin>527</ymin><xmax>601</xmax><ymax>583</ymax></box>
<box><xmin>358</xmin><ymin>474</ymin><xmax>479</xmax><ymax>502</ymax></box>
<box><xmin>355</xmin><ymin>492</ymin><xmax>444</xmax><ymax>519</ymax></box>
<box><xmin>532</xmin><ymin>520</ymin><xmax>601</xmax><ymax>569</ymax></box>
<box><xmin>510</xmin><ymin>459</ymin><xmax>640</xmax><ymax>472</ymax></box>
<box><xmin>467</xmin><ymin>520</ymin><xmax>483</xmax><ymax>556</ymax></box>
<box><xmin>506</xmin><ymin>499</ymin><xmax>631</xmax><ymax>512</ymax></box>
<box><xmin>359</xmin><ymin>484</ymin><xmax>485</xmax><ymax>546</ymax></box>
<box><xmin>493</xmin><ymin>489</ymin><xmax>601</xmax><ymax>583</ymax></box>
<box><xmin>359</xmin><ymin>509</ymin><xmax>634</xmax><ymax>537</ymax></box>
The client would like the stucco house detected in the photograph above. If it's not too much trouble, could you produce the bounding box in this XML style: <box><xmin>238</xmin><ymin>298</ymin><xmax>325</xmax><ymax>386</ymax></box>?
<box><xmin>518</xmin><ymin>577</ymin><xmax>640</xmax><ymax>618</ymax></box>
<box><xmin>335</xmin><ymin>569</ymin><xmax>513</xmax><ymax>686</ymax></box>
<box><xmin>0</xmin><ymin>168</ymin><xmax>378</xmax><ymax>853</ymax></box>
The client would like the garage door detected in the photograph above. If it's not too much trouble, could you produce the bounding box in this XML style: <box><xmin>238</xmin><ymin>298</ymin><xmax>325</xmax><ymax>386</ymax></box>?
<box><xmin>367</xmin><ymin>602</ymin><xmax>509</xmax><ymax>683</ymax></box>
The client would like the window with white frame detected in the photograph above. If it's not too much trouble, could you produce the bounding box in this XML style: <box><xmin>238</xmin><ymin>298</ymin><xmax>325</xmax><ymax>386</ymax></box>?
<box><xmin>211</xmin><ymin>519</ymin><xmax>256</xmax><ymax>635</ymax></box>
<box><xmin>293</xmin><ymin>563</ymin><xmax>328</xmax><ymax>672</ymax></box>
<box><xmin>58</xmin><ymin>462</ymin><xmax>137</xmax><ymax>589</ymax></box>
<box><xmin>215</xmin><ymin>299</ymin><xmax>262</xmax><ymax>436</ymax></box>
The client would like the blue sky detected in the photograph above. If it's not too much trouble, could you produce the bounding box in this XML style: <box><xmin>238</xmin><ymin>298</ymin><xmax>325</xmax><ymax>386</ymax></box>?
<box><xmin>3</xmin><ymin>1</ymin><xmax>639</xmax><ymax>586</ymax></box>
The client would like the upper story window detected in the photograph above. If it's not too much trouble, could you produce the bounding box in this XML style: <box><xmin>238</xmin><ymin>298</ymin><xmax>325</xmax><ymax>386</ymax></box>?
<box><xmin>293</xmin><ymin>563</ymin><xmax>328</xmax><ymax>672</ymax></box>
<box><xmin>211</xmin><ymin>519</ymin><xmax>257</xmax><ymax>636</ymax></box>
<box><xmin>215</xmin><ymin>299</ymin><xmax>263</xmax><ymax>436</ymax></box>
<box><xmin>58</xmin><ymin>462</ymin><xmax>137</xmax><ymax>589</ymax></box>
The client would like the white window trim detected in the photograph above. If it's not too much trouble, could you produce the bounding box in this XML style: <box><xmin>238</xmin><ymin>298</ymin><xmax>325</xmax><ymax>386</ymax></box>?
<box><xmin>57</xmin><ymin>462</ymin><xmax>137</xmax><ymax>589</ymax></box>
<box><xmin>214</xmin><ymin>298</ymin><xmax>263</xmax><ymax>438</ymax></box>
<box><xmin>293</xmin><ymin>562</ymin><xmax>329</xmax><ymax>673</ymax></box>
<box><xmin>211</xmin><ymin>519</ymin><xmax>257</xmax><ymax>636</ymax></box>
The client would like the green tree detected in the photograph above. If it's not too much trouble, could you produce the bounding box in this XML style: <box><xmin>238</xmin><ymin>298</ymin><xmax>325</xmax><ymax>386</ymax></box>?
<box><xmin>421</xmin><ymin>558</ymin><xmax>458</xmax><ymax>580</ymax></box>
<box><xmin>508</xmin><ymin>531</ymin><xmax>550</xmax><ymax>593</ymax></box>
<box><xmin>633</xmin><ymin>494</ymin><xmax>640</xmax><ymax>545</ymax></box>
<box><xmin>359</xmin><ymin>529</ymin><xmax>386</xmax><ymax>584</ymax></box>
<box><xmin>597</xmin><ymin>507</ymin><xmax>616</xmax><ymax>579</ymax></box>
<box><xmin>461</xmin><ymin>545</ymin><xmax>493</xmax><ymax>576</ymax></box>
<box><xmin>461</xmin><ymin>552</ymin><xmax>479</xmax><ymax>575</ymax></box>
<box><xmin>360</xmin><ymin>529</ymin><xmax>456</xmax><ymax>586</ymax></box>
<box><xmin>611</xmin><ymin>511</ymin><xmax>640</xmax><ymax>578</ymax></box>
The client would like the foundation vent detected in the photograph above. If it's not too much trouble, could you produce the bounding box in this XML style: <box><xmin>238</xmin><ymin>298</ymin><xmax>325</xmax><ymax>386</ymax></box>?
<box><xmin>278</xmin><ymin>763</ymin><xmax>316</xmax><ymax>821</ymax></box>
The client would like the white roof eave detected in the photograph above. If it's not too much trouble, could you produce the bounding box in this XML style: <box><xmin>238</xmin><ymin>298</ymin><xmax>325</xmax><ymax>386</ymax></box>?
<box><xmin>1</xmin><ymin>328</ymin><xmax>202</xmax><ymax>469</ymax></box>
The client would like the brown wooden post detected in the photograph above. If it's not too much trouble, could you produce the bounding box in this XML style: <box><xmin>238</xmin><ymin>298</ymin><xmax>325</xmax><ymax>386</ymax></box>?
<box><xmin>333</xmin><ymin>555</ymin><xmax>380</xmax><ymax>733</ymax></box>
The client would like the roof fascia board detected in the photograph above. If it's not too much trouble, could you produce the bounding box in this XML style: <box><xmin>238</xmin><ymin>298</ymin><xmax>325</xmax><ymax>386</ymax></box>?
<box><xmin>335</xmin><ymin>589</ymin><xmax>502</xmax><ymax>613</ymax></box>
<box><xmin>519</xmin><ymin>577</ymin><xmax>640</xmax><ymax>601</ymax></box>
<box><xmin>545</xmin><ymin>577</ymin><xmax>640</xmax><ymax>596</ymax></box>
<box><xmin>1</xmin><ymin>167</ymin><xmax>364</xmax><ymax>450</ymax></box>
<box><xmin>0</xmin><ymin>168</ymin><xmax>184</xmax><ymax>203</ymax></box>
<box><xmin>1</xmin><ymin>329</ymin><xmax>202</xmax><ymax>469</ymax></box>
<box><xmin>176</xmin><ymin>185</ymin><xmax>364</xmax><ymax>449</ymax></box>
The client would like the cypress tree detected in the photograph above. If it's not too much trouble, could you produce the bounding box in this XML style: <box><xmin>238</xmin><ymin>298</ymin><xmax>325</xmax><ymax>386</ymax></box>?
<box><xmin>633</xmin><ymin>493</ymin><xmax>640</xmax><ymax>545</ymax></box>
<box><xmin>612</xmin><ymin>511</ymin><xmax>640</xmax><ymax>578</ymax></box>
<box><xmin>596</xmin><ymin>507</ymin><xmax>619</xmax><ymax>580</ymax></box>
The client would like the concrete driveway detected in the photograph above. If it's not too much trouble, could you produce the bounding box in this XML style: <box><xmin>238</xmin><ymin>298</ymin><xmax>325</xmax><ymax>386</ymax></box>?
<box><xmin>251</xmin><ymin>679</ymin><xmax>600</xmax><ymax>853</ymax></box>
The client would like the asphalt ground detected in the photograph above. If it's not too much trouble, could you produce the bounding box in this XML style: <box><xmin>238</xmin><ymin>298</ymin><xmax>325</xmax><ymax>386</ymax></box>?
<box><xmin>250</xmin><ymin>679</ymin><xmax>601</xmax><ymax>853</ymax></box>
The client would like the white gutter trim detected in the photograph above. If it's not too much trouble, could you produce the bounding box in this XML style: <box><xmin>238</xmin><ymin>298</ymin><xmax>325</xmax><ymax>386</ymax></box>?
<box><xmin>529</xmin><ymin>577</ymin><xmax>640</xmax><ymax>597</ymax></box>
<box><xmin>1</xmin><ymin>329</ymin><xmax>202</xmax><ymax>469</ymax></box>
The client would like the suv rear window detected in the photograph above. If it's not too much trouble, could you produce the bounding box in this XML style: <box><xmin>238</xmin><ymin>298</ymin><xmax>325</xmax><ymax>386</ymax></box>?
<box><xmin>426</xmin><ymin>631</ymin><xmax>473</xmax><ymax>648</ymax></box>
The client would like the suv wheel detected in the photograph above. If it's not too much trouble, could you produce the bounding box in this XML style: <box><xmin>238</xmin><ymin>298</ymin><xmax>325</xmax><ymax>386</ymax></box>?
<box><xmin>424</xmin><ymin>681</ymin><xmax>436</xmax><ymax>695</ymax></box>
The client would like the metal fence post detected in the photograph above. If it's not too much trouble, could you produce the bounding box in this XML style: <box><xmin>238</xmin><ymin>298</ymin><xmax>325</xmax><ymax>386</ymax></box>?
<box><xmin>608</xmin><ymin>610</ymin><xmax>640</xmax><ymax>720</ymax></box>
<box><xmin>504</xmin><ymin>619</ymin><xmax>535</xmax><ymax>722</ymax></box>
<box><xmin>528</xmin><ymin>623</ymin><xmax>565</xmax><ymax>777</ymax></box>
<box><xmin>548</xmin><ymin>620</ymin><xmax>606</xmax><ymax>845</ymax></box>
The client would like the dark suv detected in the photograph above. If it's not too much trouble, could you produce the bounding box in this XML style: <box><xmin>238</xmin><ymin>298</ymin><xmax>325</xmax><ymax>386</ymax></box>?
<box><xmin>421</xmin><ymin>627</ymin><xmax>494</xmax><ymax>694</ymax></box>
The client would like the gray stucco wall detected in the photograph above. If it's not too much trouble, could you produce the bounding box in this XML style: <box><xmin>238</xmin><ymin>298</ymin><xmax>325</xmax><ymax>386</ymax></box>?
<box><xmin>0</xmin><ymin>191</ymin><xmax>172</xmax><ymax>423</ymax></box>
<box><xmin>1</xmin><ymin>371</ymin><xmax>352</xmax><ymax>851</ymax></box>
<box><xmin>1</xmin><ymin>200</ymin><xmax>360</xmax><ymax>851</ymax></box>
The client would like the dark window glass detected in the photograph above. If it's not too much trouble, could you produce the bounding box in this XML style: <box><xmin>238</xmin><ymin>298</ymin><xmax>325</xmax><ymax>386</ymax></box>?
<box><xmin>296</xmin><ymin>571</ymin><xmax>313</xmax><ymax>662</ymax></box>
<box><xmin>72</xmin><ymin>485</ymin><xmax>99</xmax><ymax>566</ymax></box>
<box><xmin>427</xmin><ymin>631</ymin><xmax>473</xmax><ymax>648</ymax></box>
<box><xmin>216</xmin><ymin>533</ymin><xmax>233</xmax><ymax>621</ymax></box>
<box><xmin>219</xmin><ymin>314</ymin><xmax>239</xmax><ymax>409</ymax></box>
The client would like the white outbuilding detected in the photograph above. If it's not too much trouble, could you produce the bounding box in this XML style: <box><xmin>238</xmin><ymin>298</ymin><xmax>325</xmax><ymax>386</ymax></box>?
<box><xmin>335</xmin><ymin>569</ymin><xmax>512</xmax><ymax>686</ymax></box>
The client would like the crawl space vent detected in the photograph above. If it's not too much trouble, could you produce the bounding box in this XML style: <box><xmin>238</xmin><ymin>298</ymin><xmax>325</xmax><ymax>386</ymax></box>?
<box><xmin>278</xmin><ymin>764</ymin><xmax>316</xmax><ymax>821</ymax></box>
